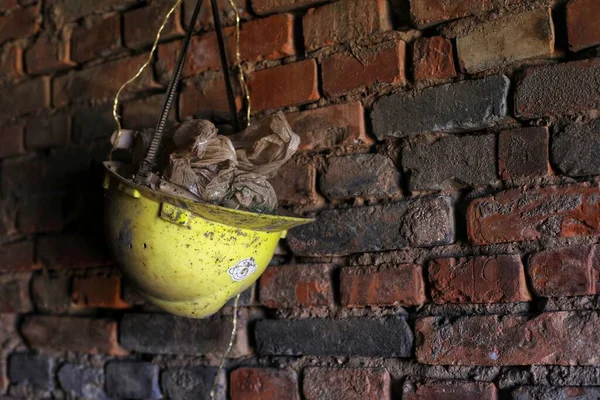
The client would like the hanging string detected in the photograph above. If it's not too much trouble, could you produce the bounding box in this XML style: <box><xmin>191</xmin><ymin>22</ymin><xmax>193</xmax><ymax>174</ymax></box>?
<box><xmin>209</xmin><ymin>4</ymin><xmax>249</xmax><ymax>397</ymax></box>
<box><xmin>110</xmin><ymin>0</ymin><xmax>183</xmax><ymax>160</ymax></box>
<box><xmin>210</xmin><ymin>293</ymin><xmax>241</xmax><ymax>400</ymax></box>
<box><xmin>226</xmin><ymin>0</ymin><xmax>251</xmax><ymax>128</ymax></box>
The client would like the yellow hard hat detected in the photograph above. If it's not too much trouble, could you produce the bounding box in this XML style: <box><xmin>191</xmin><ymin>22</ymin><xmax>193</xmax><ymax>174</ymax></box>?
<box><xmin>103</xmin><ymin>162</ymin><xmax>312</xmax><ymax>318</ymax></box>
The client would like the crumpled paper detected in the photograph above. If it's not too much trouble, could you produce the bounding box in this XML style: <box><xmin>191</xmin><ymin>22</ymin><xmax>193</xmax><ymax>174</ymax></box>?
<box><xmin>160</xmin><ymin>111</ymin><xmax>298</xmax><ymax>213</ymax></box>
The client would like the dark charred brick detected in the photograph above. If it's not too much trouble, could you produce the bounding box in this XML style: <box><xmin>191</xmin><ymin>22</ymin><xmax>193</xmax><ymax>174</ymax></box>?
<box><xmin>372</xmin><ymin>75</ymin><xmax>509</xmax><ymax>138</ymax></box>
<box><xmin>402</xmin><ymin>134</ymin><xmax>497</xmax><ymax>190</ymax></box>
<box><xmin>31</xmin><ymin>272</ymin><xmax>72</xmax><ymax>313</ymax></box>
<box><xmin>499</xmin><ymin>127</ymin><xmax>550</xmax><ymax>179</ymax></box>
<box><xmin>106</xmin><ymin>361</ymin><xmax>162</xmax><ymax>399</ymax></box>
<box><xmin>8</xmin><ymin>354</ymin><xmax>55</xmax><ymax>390</ymax></box>
<box><xmin>256</xmin><ymin>317</ymin><xmax>413</xmax><ymax>357</ymax></box>
<box><xmin>552</xmin><ymin>120</ymin><xmax>600</xmax><ymax>177</ymax></box>
<box><xmin>120</xmin><ymin>313</ymin><xmax>249</xmax><ymax>356</ymax></box>
<box><xmin>162</xmin><ymin>367</ymin><xmax>224</xmax><ymax>400</ymax></box>
<box><xmin>0</xmin><ymin>273</ymin><xmax>32</xmax><ymax>313</ymax></box>
<box><xmin>287</xmin><ymin>197</ymin><xmax>454</xmax><ymax>256</ymax></box>
<box><xmin>515</xmin><ymin>58</ymin><xmax>600</xmax><ymax>119</ymax></box>
<box><xmin>58</xmin><ymin>364</ymin><xmax>110</xmax><ymax>400</ymax></box>
<box><xmin>320</xmin><ymin>154</ymin><xmax>401</xmax><ymax>200</ymax></box>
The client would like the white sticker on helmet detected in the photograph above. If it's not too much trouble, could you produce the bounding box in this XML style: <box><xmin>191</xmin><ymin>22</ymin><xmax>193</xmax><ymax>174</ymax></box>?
<box><xmin>227</xmin><ymin>258</ymin><xmax>257</xmax><ymax>282</ymax></box>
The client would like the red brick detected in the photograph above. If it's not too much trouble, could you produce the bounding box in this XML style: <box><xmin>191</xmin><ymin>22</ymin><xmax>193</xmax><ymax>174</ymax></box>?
<box><xmin>467</xmin><ymin>184</ymin><xmax>600</xmax><ymax>245</ymax></box>
<box><xmin>303</xmin><ymin>0</ymin><xmax>392</xmax><ymax>51</ymax></box>
<box><xmin>122</xmin><ymin>94</ymin><xmax>177</xmax><ymax>130</ymax></box>
<box><xmin>72</xmin><ymin>275</ymin><xmax>129</xmax><ymax>309</ymax></box>
<box><xmin>21</xmin><ymin>316</ymin><xmax>128</xmax><ymax>355</ymax></box>
<box><xmin>286</xmin><ymin>102</ymin><xmax>370</xmax><ymax>151</ymax></box>
<box><xmin>413</xmin><ymin>36</ymin><xmax>456</xmax><ymax>82</ymax></box>
<box><xmin>303</xmin><ymin>368</ymin><xmax>390</xmax><ymax>400</ymax></box>
<box><xmin>25</xmin><ymin>111</ymin><xmax>70</xmax><ymax>149</ymax></box>
<box><xmin>410</xmin><ymin>0</ymin><xmax>493</xmax><ymax>28</ymax></box>
<box><xmin>124</xmin><ymin>1</ymin><xmax>184</xmax><ymax>48</ymax></box>
<box><xmin>157</xmin><ymin>33</ymin><xmax>222</xmax><ymax>82</ymax></box>
<box><xmin>17</xmin><ymin>194</ymin><xmax>64</xmax><ymax>234</ymax></box>
<box><xmin>527</xmin><ymin>245</ymin><xmax>599</xmax><ymax>297</ymax></box>
<box><xmin>248</xmin><ymin>60</ymin><xmax>319</xmax><ymax>111</ymax></box>
<box><xmin>0</xmin><ymin>5</ymin><xmax>40</xmax><ymax>44</ymax></box>
<box><xmin>0</xmin><ymin>122</ymin><xmax>24</xmax><ymax>159</ymax></box>
<box><xmin>0</xmin><ymin>273</ymin><xmax>32</xmax><ymax>313</ymax></box>
<box><xmin>183</xmin><ymin>0</ymin><xmax>249</xmax><ymax>30</ymax></box>
<box><xmin>416</xmin><ymin>311</ymin><xmax>600</xmax><ymax>365</ymax></box>
<box><xmin>259</xmin><ymin>264</ymin><xmax>334</xmax><ymax>308</ymax></box>
<box><xmin>71</xmin><ymin>14</ymin><xmax>121</xmax><ymax>63</ymax></box>
<box><xmin>341</xmin><ymin>264</ymin><xmax>426</xmax><ymax>307</ymax></box>
<box><xmin>456</xmin><ymin>9</ymin><xmax>554</xmax><ymax>74</ymax></box>
<box><xmin>161</xmin><ymin>14</ymin><xmax>294</xmax><ymax>78</ymax></box>
<box><xmin>47</xmin><ymin>0</ymin><xmax>140</xmax><ymax>22</ymax></box>
<box><xmin>428</xmin><ymin>255</ymin><xmax>531</xmax><ymax>304</ymax></box>
<box><xmin>179</xmin><ymin>76</ymin><xmax>242</xmax><ymax>118</ymax></box>
<box><xmin>322</xmin><ymin>39</ymin><xmax>405</xmax><ymax>97</ymax></box>
<box><xmin>230</xmin><ymin>368</ymin><xmax>300</xmax><ymax>400</ymax></box>
<box><xmin>268</xmin><ymin>161</ymin><xmax>318</xmax><ymax>205</ymax></box>
<box><xmin>499</xmin><ymin>127</ymin><xmax>550</xmax><ymax>180</ymax></box>
<box><xmin>567</xmin><ymin>0</ymin><xmax>600</xmax><ymax>51</ymax></box>
<box><xmin>0</xmin><ymin>77</ymin><xmax>50</xmax><ymax>117</ymax></box>
<box><xmin>25</xmin><ymin>33</ymin><xmax>74</xmax><ymax>75</ymax></box>
<box><xmin>404</xmin><ymin>381</ymin><xmax>498</xmax><ymax>400</ymax></box>
<box><xmin>252</xmin><ymin>0</ymin><xmax>326</xmax><ymax>15</ymax></box>
<box><xmin>37</xmin><ymin>234</ymin><xmax>113</xmax><ymax>270</ymax></box>
<box><xmin>52</xmin><ymin>54</ymin><xmax>158</xmax><ymax>107</ymax></box>
<box><xmin>158</xmin><ymin>14</ymin><xmax>294</xmax><ymax>80</ymax></box>
<box><xmin>0</xmin><ymin>44</ymin><xmax>23</xmax><ymax>81</ymax></box>
<box><xmin>239</xmin><ymin>13</ymin><xmax>295</xmax><ymax>62</ymax></box>
<box><xmin>0</xmin><ymin>0</ymin><xmax>17</xmax><ymax>12</ymax></box>
<box><xmin>0</xmin><ymin>241</ymin><xmax>36</xmax><ymax>272</ymax></box>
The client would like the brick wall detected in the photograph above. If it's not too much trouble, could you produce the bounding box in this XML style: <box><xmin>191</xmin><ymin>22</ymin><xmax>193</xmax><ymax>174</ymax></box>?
<box><xmin>1</xmin><ymin>0</ymin><xmax>600</xmax><ymax>398</ymax></box>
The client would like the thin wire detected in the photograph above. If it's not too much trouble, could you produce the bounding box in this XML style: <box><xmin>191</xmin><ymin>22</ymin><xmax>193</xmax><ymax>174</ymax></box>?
<box><xmin>110</xmin><ymin>0</ymin><xmax>183</xmax><ymax>160</ymax></box>
<box><xmin>227</xmin><ymin>0</ymin><xmax>251</xmax><ymax>127</ymax></box>
<box><xmin>210</xmin><ymin>293</ymin><xmax>241</xmax><ymax>400</ymax></box>
<box><xmin>209</xmin><ymin>5</ymin><xmax>248</xmax><ymax>397</ymax></box>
